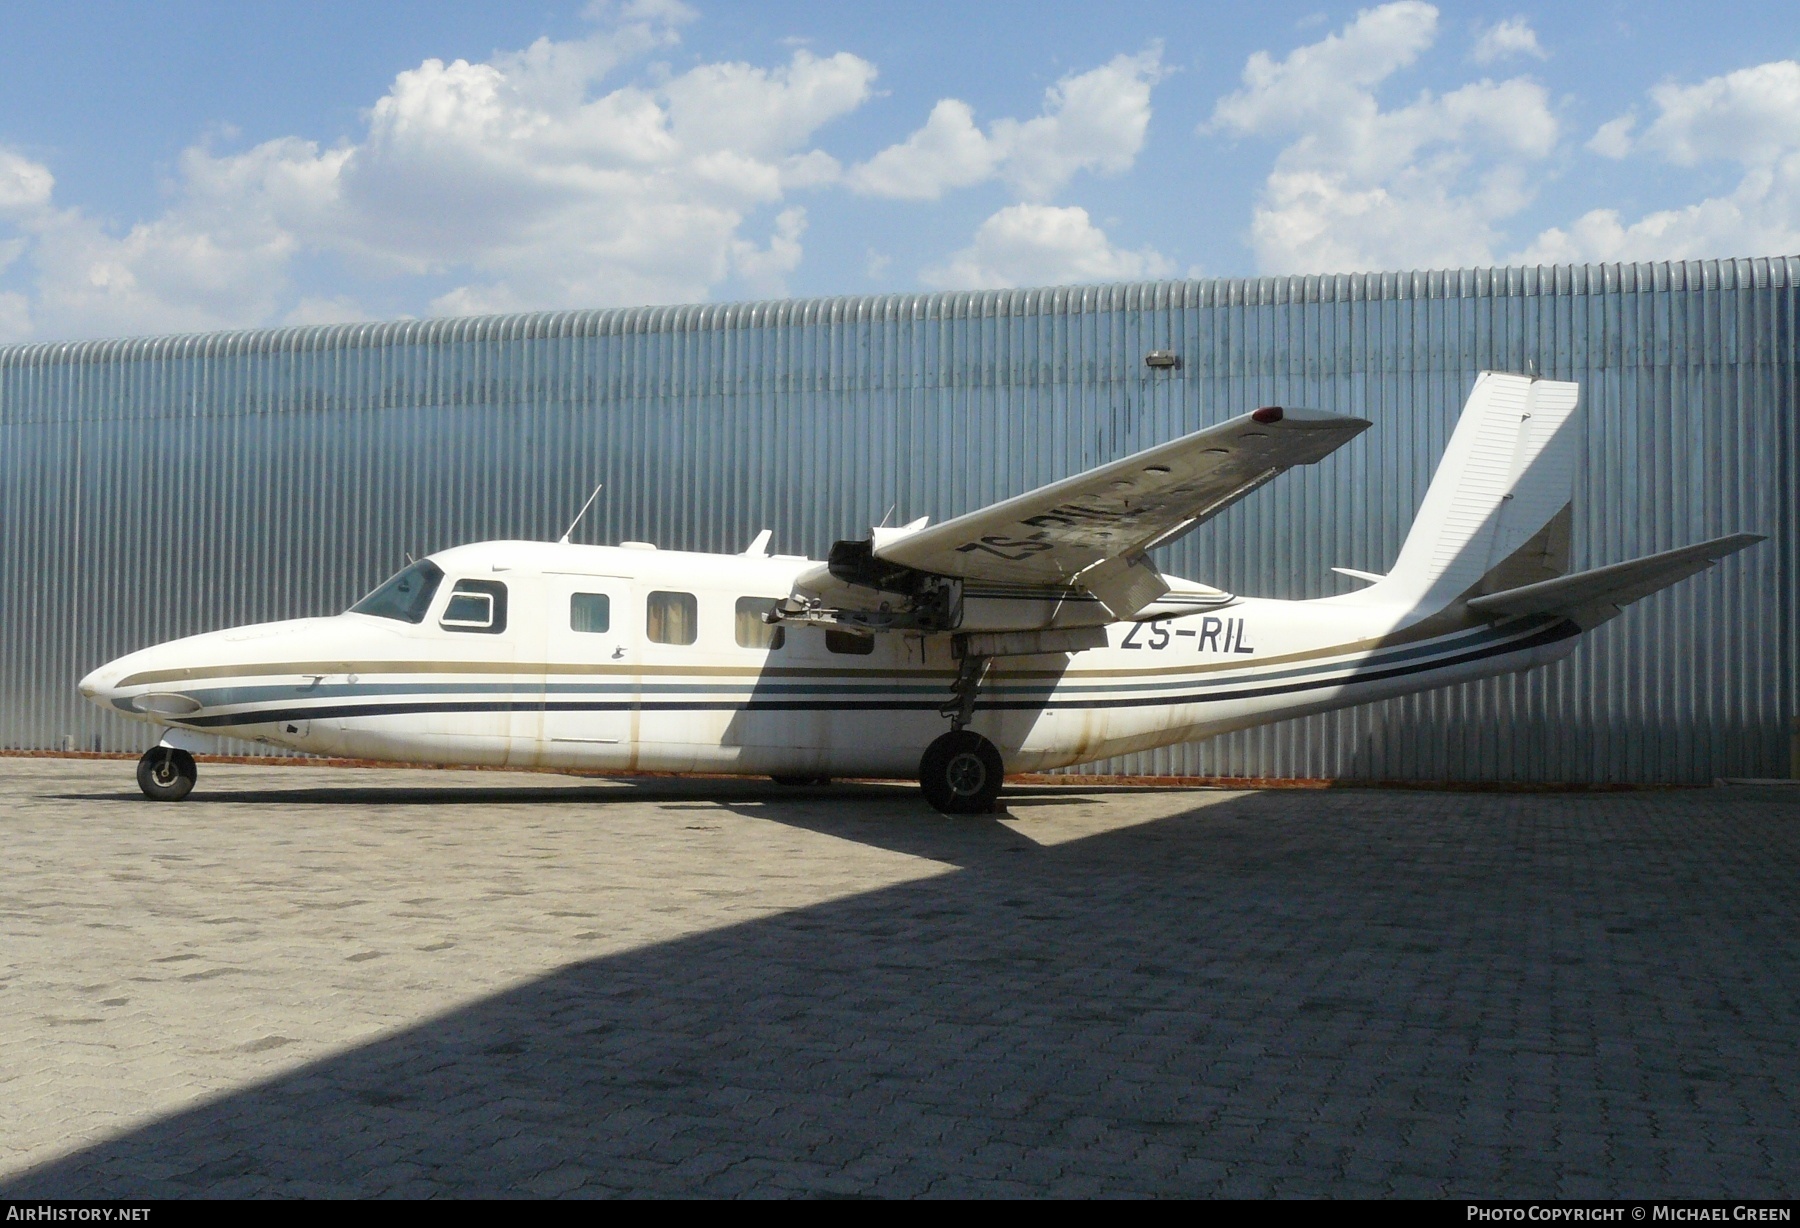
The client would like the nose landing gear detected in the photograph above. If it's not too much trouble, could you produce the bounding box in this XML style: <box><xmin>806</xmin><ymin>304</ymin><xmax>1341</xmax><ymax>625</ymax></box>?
<box><xmin>137</xmin><ymin>747</ymin><xmax>197</xmax><ymax>802</ymax></box>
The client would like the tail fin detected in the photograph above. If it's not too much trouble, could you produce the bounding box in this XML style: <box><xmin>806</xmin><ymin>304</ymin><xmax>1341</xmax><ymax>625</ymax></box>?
<box><xmin>1376</xmin><ymin>372</ymin><xmax>1581</xmax><ymax>615</ymax></box>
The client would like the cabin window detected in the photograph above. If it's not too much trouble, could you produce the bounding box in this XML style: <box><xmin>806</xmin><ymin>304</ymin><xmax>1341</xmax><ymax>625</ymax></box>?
<box><xmin>570</xmin><ymin>592</ymin><xmax>611</xmax><ymax>633</ymax></box>
<box><xmin>825</xmin><ymin>629</ymin><xmax>874</xmax><ymax>656</ymax></box>
<box><xmin>440</xmin><ymin>579</ymin><xmax>508</xmax><ymax>634</ymax></box>
<box><xmin>735</xmin><ymin>597</ymin><xmax>785</xmax><ymax>650</ymax></box>
<box><xmin>646</xmin><ymin>590</ymin><xmax>698</xmax><ymax>645</ymax></box>
<box><xmin>350</xmin><ymin>560</ymin><xmax>443</xmax><ymax>624</ymax></box>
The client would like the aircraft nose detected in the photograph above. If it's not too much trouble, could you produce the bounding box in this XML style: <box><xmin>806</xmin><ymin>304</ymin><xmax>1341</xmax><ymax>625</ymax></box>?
<box><xmin>78</xmin><ymin>660</ymin><xmax>123</xmax><ymax>707</ymax></box>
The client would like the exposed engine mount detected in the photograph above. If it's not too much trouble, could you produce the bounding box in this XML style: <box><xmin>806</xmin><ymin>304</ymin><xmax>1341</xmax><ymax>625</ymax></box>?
<box><xmin>770</xmin><ymin>537</ymin><xmax>964</xmax><ymax>634</ymax></box>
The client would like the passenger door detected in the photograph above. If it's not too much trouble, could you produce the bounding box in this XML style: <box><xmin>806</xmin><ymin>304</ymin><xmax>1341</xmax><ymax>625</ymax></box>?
<box><xmin>540</xmin><ymin>575</ymin><xmax>636</xmax><ymax>754</ymax></box>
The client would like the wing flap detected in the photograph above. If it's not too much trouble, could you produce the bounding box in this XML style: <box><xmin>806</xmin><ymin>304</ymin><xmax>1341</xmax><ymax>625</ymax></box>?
<box><xmin>1466</xmin><ymin>533</ymin><xmax>1764</xmax><ymax>623</ymax></box>
<box><xmin>1079</xmin><ymin>552</ymin><xmax>1170</xmax><ymax>619</ymax></box>
<box><xmin>873</xmin><ymin>406</ymin><xmax>1371</xmax><ymax>588</ymax></box>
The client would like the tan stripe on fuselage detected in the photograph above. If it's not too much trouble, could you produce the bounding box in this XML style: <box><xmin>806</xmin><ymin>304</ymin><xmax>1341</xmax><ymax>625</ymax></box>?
<box><xmin>116</xmin><ymin>608</ymin><xmax>1486</xmax><ymax>691</ymax></box>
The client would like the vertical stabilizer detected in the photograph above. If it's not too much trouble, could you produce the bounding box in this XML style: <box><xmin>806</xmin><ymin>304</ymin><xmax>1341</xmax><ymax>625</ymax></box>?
<box><xmin>1375</xmin><ymin>372</ymin><xmax>1581</xmax><ymax>616</ymax></box>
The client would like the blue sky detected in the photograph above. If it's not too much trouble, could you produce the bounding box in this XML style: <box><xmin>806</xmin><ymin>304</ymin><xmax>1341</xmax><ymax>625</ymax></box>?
<box><xmin>1</xmin><ymin>0</ymin><xmax>1796</xmax><ymax>341</ymax></box>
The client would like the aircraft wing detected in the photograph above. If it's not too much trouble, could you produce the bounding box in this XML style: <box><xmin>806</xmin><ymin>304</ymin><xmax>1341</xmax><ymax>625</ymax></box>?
<box><xmin>1466</xmin><ymin>533</ymin><xmax>1764</xmax><ymax>626</ymax></box>
<box><xmin>873</xmin><ymin>406</ymin><xmax>1370</xmax><ymax>614</ymax></box>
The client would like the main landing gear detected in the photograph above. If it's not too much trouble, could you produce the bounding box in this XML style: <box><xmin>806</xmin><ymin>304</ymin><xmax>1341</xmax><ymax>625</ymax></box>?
<box><xmin>137</xmin><ymin>746</ymin><xmax>196</xmax><ymax>802</ymax></box>
<box><xmin>919</xmin><ymin>649</ymin><xmax>1004</xmax><ymax>815</ymax></box>
<box><xmin>919</xmin><ymin>729</ymin><xmax>1003</xmax><ymax>814</ymax></box>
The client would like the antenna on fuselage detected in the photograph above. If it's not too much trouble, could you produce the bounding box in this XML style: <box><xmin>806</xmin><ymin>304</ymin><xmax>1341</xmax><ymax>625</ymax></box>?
<box><xmin>558</xmin><ymin>482</ymin><xmax>604</xmax><ymax>545</ymax></box>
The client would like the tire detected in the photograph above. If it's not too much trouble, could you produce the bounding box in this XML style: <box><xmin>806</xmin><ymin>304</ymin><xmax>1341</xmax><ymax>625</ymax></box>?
<box><xmin>137</xmin><ymin>747</ymin><xmax>196</xmax><ymax>802</ymax></box>
<box><xmin>919</xmin><ymin>730</ymin><xmax>1003</xmax><ymax>815</ymax></box>
<box><xmin>771</xmin><ymin>775</ymin><xmax>830</xmax><ymax>786</ymax></box>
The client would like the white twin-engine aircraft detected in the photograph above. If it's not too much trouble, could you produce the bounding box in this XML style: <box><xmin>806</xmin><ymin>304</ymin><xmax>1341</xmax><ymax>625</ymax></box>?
<box><xmin>81</xmin><ymin>372</ymin><xmax>1759</xmax><ymax>812</ymax></box>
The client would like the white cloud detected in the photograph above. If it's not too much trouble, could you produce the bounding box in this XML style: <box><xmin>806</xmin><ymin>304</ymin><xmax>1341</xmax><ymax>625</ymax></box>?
<box><xmin>1587</xmin><ymin>114</ymin><xmax>1637</xmax><ymax>159</ymax></box>
<box><xmin>1471</xmin><ymin>17</ymin><xmax>1546</xmax><ymax>65</ymax></box>
<box><xmin>922</xmin><ymin>203</ymin><xmax>1171</xmax><ymax>289</ymax></box>
<box><xmin>727</xmin><ymin>205</ymin><xmax>808</xmax><ymax>297</ymax></box>
<box><xmin>0</xmin><ymin>149</ymin><xmax>54</xmax><ymax>213</ymax></box>
<box><xmin>0</xmin><ymin>138</ymin><xmax>310</xmax><ymax>340</ymax></box>
<box><xmin>1635</xmin><ymin>60</ymin><xmax>1800</xmax><ymax>167</ymax></box>
<box><xmin>426</xmin><ymin>282</ymin><xmax>522</xmax><ymax>320</ymax></box>
<box><xmin>327</xmin><ymin>35</ymin><xmax>873</xmax><ymax>308</ymax></box>
<box><xmin>1209</xmin><ymin>1</ymin><xmax>1438</xmax><ymax>141</ymax></box>
<box><xmin>1519</xmin><ymin>59</ymin><xmax>1800</xmax><ymax>264</ymax></box>
<box><xmin>663</xmin><ymin>51</ymin><xmax>874</xmax><ymax>159</ymax></box>
<box><xmin>849</xmin><ymin>48</ymin><xmax>1163</xmax><ymax>201</ymax></box>
<box><xmin>0</xmin><ymin>290</ymin><xmax>30</xmax><ymax>341</ymax></box>
<box><xmin>284</xmin><ymin>295</ymin><xmax>372</xmax><ymax>326</ymax></box>
<box><xmin>0</xmin><ymin>5</ymin><xmax>875</xmax><ymax>341</ymax></box>
<box><xmin>494</xmin><ymin>0</ymin><xmax>695</xmax><ymax>109</ymax></box>
<box><xmin>1206</xmin><ymin>2</ymin><xmax>1559</xmax><ymax>274</ymax></box>
<box><xmin>847</xmin><ymin>100</ymin><xmax>998</xmax><ymax>200</ymax></box>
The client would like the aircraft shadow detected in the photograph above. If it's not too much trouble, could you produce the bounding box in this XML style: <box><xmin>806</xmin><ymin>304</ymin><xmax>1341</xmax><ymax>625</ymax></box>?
<box><xmin>52</xmin><ymin>773</ymin><xmax>1070</xmax><ymax>865</ymax></box>
<box><xmin>7</xmin><ymin>788</ymin><xmax>1798</xmax><ymax>1198</ymax></box>
<box><xmin>46</xmin><ymin>777</ymin><xmax>923</xmax><ymax>811</ymax></box>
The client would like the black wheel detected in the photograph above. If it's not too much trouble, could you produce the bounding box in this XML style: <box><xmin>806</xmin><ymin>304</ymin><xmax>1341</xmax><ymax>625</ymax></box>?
<box><xmin>137</xmin><ymin>747</ymin><xmax>196</xmax><ymax>802</ymax></box>
<box><xmin>771</xmin><ymin>775</ymin><xmax>830</xmax><ymax>786</ymax></box>
<box><xmin>919</xmin><ymin>731</ymin><xmax>1003</xmax><ymax>814</ymax></box>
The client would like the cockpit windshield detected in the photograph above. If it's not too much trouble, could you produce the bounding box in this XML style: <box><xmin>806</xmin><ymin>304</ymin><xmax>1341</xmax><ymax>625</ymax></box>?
<box><xmin>350</xmin><ymin>560</ymin><xmax>444</xmax><ymax>623</ymax></box>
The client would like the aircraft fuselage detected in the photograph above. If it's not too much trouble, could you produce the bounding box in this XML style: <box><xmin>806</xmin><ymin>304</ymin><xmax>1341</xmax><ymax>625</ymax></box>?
<box><xmin>80</xmin><ymin>538</ymin><xmax>1578</xmax><ymax>779</ymax></box>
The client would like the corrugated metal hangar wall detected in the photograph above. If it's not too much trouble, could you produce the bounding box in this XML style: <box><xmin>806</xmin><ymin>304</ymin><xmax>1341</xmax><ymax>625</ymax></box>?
<box><xmin>2</xmin><ymin>258</ymin><xmax>1795</xmax><ymax>782</ymax></box>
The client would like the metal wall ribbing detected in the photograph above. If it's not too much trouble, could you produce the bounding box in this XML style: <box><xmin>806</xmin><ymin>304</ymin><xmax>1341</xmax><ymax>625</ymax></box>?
<box><xmin>2</xmin><ymin>259</ymin><xmax>1794</xmax><ymax>782</ymax></box>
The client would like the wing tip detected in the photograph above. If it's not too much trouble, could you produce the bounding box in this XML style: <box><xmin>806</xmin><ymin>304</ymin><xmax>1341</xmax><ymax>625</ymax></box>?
<box><xmin>1247</xmin><ymin>405</ymin><xmax>1373</xmax><ymax>432</ymax></box>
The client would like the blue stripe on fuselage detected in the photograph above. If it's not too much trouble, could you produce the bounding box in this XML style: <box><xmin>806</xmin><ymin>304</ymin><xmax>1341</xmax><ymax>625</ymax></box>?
<box><xmin>177</xmin><ymin>619</ymin><xmax>1575</xmax><ymax>729</ymax></box>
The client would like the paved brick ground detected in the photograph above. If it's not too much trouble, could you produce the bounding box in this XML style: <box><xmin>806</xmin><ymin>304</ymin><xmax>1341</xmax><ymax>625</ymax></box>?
<box><xmin>1</xmin><ymin>757</ymin><xmax>1796</xmax><ymax>1198</ymax></box>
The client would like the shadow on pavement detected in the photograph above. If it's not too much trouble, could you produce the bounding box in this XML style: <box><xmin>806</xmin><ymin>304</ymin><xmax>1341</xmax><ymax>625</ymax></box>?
<box><xmin>51</xmin><ymin>774</ymin><xmax>1058</xmax><ymax>864</ymax></box>
<box><xmin>47</xmin><ymin>777</ymin><xmax>924</xmax><ymax>810</ymax></box>
<box><xmin>7</xmin><ymin>786</ymin><xmax>1798</xmax><ymax>1198</ymax></box>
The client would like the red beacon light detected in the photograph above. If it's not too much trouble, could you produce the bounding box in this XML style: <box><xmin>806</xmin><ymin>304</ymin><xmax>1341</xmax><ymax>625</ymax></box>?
<box><xmin>1251</xmin><ymin>406</ymin><xmax>1284</xmax><ymax>424</ymax></box>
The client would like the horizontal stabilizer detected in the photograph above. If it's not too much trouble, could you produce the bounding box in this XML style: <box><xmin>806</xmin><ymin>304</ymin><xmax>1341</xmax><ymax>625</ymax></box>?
<box><xmin>1466</xmin><ymin>533</ymin><xmax>1764</xmax><ymax>624</ymax></box>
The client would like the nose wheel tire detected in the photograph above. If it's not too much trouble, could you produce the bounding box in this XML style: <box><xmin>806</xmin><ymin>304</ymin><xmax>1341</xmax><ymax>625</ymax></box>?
<box><xmin>919</xmin><ymin>730</ymin><xmax>1004</xmax><ymax>814</ymax></box>
<box><xmin>137</xmin><ymin>747</ymin><xmax>197</xmax><ymax>802</ymax></box>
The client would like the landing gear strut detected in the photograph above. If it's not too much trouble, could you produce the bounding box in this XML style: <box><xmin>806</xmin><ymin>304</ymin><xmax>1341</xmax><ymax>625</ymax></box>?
<box><xmin>940</xmin><ymin>653</ymin><xmax>991</xmax><ymax>731</ymax></box>
<box><xmin>920</xmin><ymin>648</ymin><xmax>1003</xmax><ymax>814</ymax></box>
<box><xmin>137</xmin><ymin>747</ymin><xmax>196</xmax><ymax>802</ymax></box>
